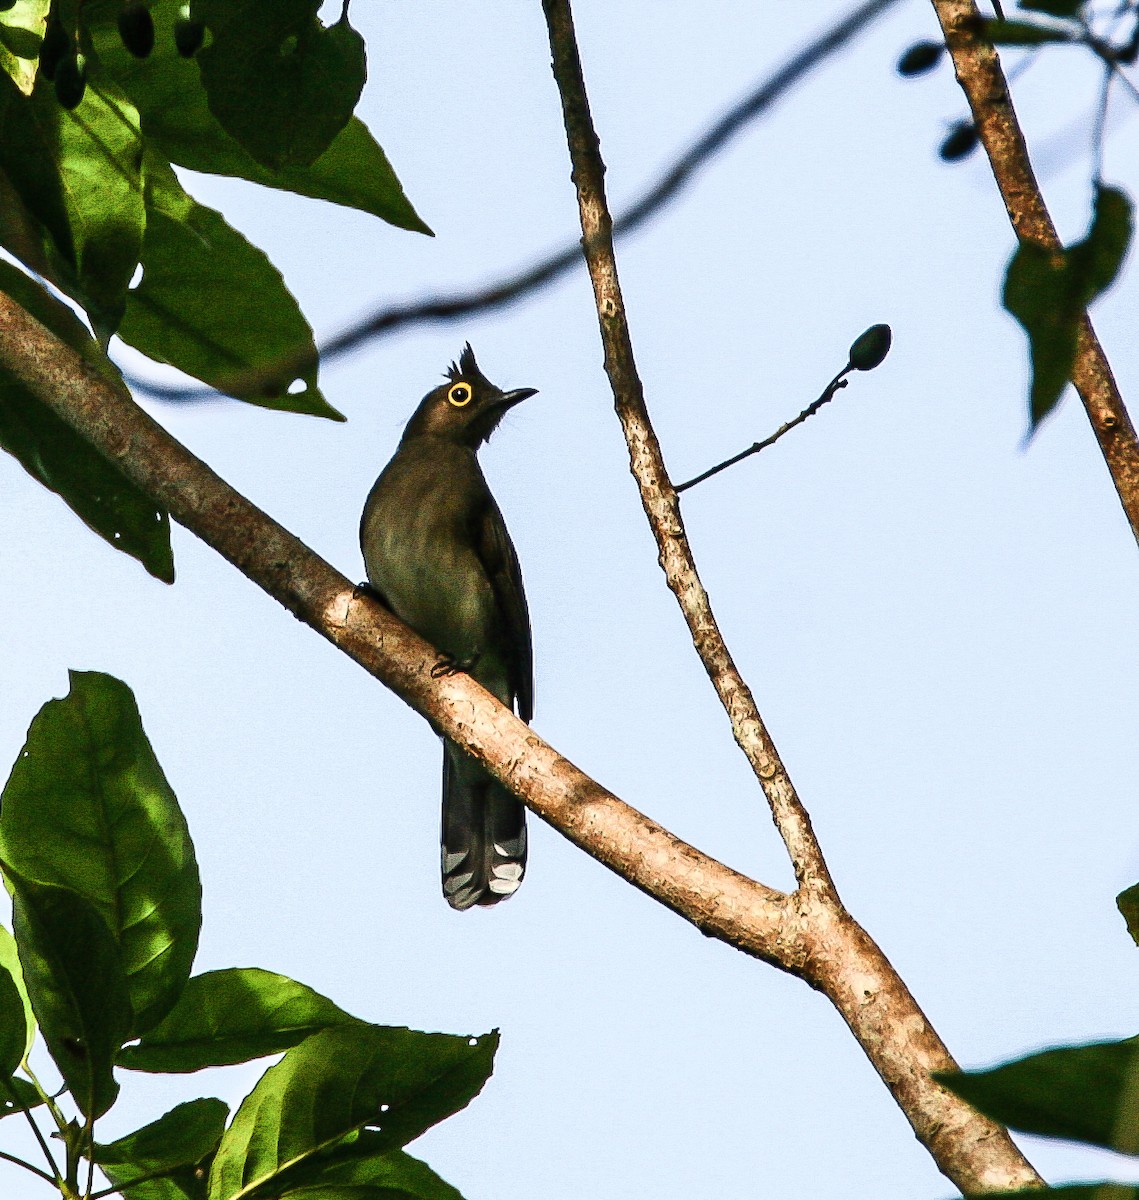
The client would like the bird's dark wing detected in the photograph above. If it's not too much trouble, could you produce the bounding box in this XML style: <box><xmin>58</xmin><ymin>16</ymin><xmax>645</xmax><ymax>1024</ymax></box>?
<box><xmin>475</xmin><ymin>496</ymin><xmax>533</xmax><ymax>722</ymax></box>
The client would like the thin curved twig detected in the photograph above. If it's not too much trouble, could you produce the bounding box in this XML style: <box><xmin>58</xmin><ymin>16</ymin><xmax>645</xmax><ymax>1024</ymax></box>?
<box><xmin>934</xmin><ymin>0</ymin><xmax>1139</xmax><ymax>547</ymax></box>
<box><xmin>540</xmin><ymin>0</ymin><xmax>1042</xmax><ymax>1192</ymax></box>
<box><xmin>124</xmin><ymin>0</ymin><xmax>902</xmax><ymax>404</ymax></box>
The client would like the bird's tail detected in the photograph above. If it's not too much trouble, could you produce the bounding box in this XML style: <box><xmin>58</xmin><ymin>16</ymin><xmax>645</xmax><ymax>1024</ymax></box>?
<box><xmin>441</xmin><ymin>740</ymin><xmax>527</xmax><ymax>910</ymax></box>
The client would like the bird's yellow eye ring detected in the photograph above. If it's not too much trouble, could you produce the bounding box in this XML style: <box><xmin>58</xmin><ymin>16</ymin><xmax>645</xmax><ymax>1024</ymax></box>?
<box><xmin>448</xmin><ymin>382</ymin><xmax>472</xmax><ymax>407</ymax></box>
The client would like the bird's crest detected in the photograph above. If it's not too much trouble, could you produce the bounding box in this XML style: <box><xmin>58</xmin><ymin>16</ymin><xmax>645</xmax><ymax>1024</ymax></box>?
<box><xmin>446</xmin><ymin>343</ymin><xmax>481</xmax><ymax>383</ymax></box>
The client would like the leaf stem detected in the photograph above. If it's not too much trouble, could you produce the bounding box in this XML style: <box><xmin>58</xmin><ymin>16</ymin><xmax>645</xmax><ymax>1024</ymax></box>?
<box><xmin>0</xmin><ymin>1072</ymin><xmax>61</xmax><ymax>1186</ymax></box>
<box><xmin>0</xmin><ymin>1146</ymin><xmax>57</xmax><ymax>1184</ymax></box>
<box><xmin>675</xmin><ymin>368</ymin><xmax>850</xmax><ymax>494</ymax></box>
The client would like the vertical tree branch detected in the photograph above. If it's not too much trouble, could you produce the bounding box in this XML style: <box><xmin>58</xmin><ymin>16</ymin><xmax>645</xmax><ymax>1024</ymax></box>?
<box><xmin>932</xmin><ymin>0</ymin><xmax>1139</xmax><ymax>545</ymax></box>
<box><xmin>541</xmin><ymin>0</ymin><xmax>834</xmax><ymax>902</ymax></box>
<box><xmin>540</xmin><ymin>1</ymin><xmax>1044</xmax><ymax>1191</ymax></box>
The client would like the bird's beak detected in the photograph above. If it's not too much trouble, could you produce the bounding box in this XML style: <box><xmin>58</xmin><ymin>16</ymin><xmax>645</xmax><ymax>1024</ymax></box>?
<box><xmin>496</xmin><ymin>387</ymin><xmax>538</xmax><ymax>409</ymax></box>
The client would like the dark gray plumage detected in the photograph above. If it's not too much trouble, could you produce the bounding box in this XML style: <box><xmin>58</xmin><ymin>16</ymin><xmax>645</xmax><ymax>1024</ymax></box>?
<box><xmin>360</xmin><ymin>345</ymin><xmax>536</xmax><ymax>910</ymax></box>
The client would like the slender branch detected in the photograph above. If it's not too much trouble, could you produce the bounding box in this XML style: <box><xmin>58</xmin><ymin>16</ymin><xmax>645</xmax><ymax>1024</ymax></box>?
<box><xmin>540</xmin><ymin>0</ymin><xmax>1042</xmax><ymax>1192</ymax></box>
<box><xmin>123</xmin><ymin>0</ymin><xmax>902</xmax><ymax>404</ymax></box>
<box><xmin>0</xmin><ymin>1072</ymin><xmax>61</xmax><ymax>1186</ymax></box>
<box><xmin>675</xmin><ymin>371</ymin><xmax>849</xmax><ymax>494</ymax></box>
<box><xmin>0</xmin><ymin>1147</ymin><xmax>56</xmax><ymax>1185</ymax></box>
<box><xmin>933</xmin><ymin>0</ymin><xmax>1139</xmax><ymax>548</ymax></box>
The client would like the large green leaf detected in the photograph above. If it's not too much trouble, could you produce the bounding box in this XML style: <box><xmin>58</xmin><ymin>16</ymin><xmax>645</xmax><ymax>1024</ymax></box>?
<box><xmin>0</xmin><ymin>925</ymin><xmax>35</xmax><ymax>1065</ymax></box>
<box><xmin>0</xmin><ymin>960</ymin><xmax>28</xmax><ymax>1079</ymax></box>
<box><xmin>117</xmin><ymin>154</ymin><xmax>339</xmax><ymax>416</ymax></box>
<box><xmin>0</xmin><ymin>259</ymin><xmax>175</xmax><ymax>581</ymax></box>
<box><xmin>97</xmin><ymin>1096</ymin><xmax>227</xmax><ymax>1198</ymax></box>
<box><xmin>0</xmin><ymin>671</ymin><xmax>201</xmax><ymax>1034</ymax></box>
<box><xmin>0</xmin><ymin>69</ymin><xmax>145</xmax><ymax>337</ymax></box>
<box><xmin>937</xmin><ymin>1037</ymin><xmax>1139</xmax><ymax>1153</ymax></box>
<box><xmin>1003</xmin><ymin>185</ymin><xmax>1133</xmax><ymax>430</ymax></box>
<box><xmin>208</xmin><ymin>1026</ymin><xmax>498</xmax><ymax>1200</ymax></box>
<box><xmin>6</xmin><ymin>869</ymin><xmax>130</xmax><ymax>1118</ymax></box>
<box><xmin>0</xmin><ymin>0</ymin><xmax>49</xmax><ymax>95</ymax></box>
<box><xmin>86</xmin><ymin>0</ymin><xmax>429</xmax><ymax>231</ymax></box>
<box><xmin>119</xmin><ymin>968</ymin><xmax>362</xmax><ymax>1073</ymax></box>
<box><xmin>194</xmin><ymin>0</ymin><xmax>364</xmax><ymax>171</ymax></box>
<box><xmin>279</xmin><ymin>1143</ymin><xmax>465</xmax><ymax>1200</ymax></box>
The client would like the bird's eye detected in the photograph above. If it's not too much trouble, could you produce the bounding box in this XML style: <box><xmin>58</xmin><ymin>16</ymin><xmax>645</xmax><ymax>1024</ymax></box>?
<box><xmin>448</xmin><ymin>383</ymin><xmax>472</xmax><ymax>407</ymax></box>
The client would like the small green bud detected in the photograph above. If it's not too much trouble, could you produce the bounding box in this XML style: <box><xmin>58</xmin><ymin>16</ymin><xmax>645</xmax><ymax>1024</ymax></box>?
<box><xmin>39</xmin><ymin>15</ymin><xmax>70</xmax><ymax>81</ymax></box>
<box><xmin>54</xmin><ymin>51</ymin><xmax>87</xmax><ymax>110</ymax></box>
<box><xmin>118</xmin><ymin>3</ymin><xmax>155</xmax><ymax>58</ymax></box>
<box><xmin>174</xmin><ymin>6</ymin><xmax>205</xmax><ymax>57</ymax></box>
<box><xmin>848</xmin><ymin>324</ymin><xmax>892</xmax><ymax>372</ymax></box>
<box><xmin>897</xmin><ymin>41</ymin><xmax>945</xmax><ymax>76</ymax></box>
<box><xmin>939</xmin><ymin>120</ymin><xmax>980</xmax><ymax>162</ymax></box>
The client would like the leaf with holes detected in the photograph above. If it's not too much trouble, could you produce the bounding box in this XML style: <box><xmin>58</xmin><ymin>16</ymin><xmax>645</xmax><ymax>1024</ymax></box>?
<box><xmin>0</xmin><ymin>69</ymin><xmax>145</xmax><ymax>337</ymax></box>
<box><xmin>6</xmin><ymin>868</ymin><xmax>130</xmax><ymax>1118</ymax></box>
<box><xmin>208</xmin><ymin>1026</ymin><xmax>497</xmax><ymax>1200</ymax></box>
<box><xmin>1003</xmin><ymin>185</ymin><xmax>1132</xmax><ymax>430</ymax></box>
<box><xmin>0</xmin><ymin>259</ymin><xmax>175</xmax><ymax>581</ymax></box>
<box><xmin>117</xmin><ymin>153</ymin><xmax>340</xmax><ymax>416</ymax></box>
<box><xmin>0</xmin><ymin>671</ymin><xmax>201</xmax><ymax>1035</ymax></box>
<box><xmin>119</xmin><ymin>968</ymin><xmax>363</xmax><ymax>1073</ymax></box>
<box><xmin>937</xmin><ymin>1037</ymin><xmax>1139</xmax><ymax>1154</ymax></box>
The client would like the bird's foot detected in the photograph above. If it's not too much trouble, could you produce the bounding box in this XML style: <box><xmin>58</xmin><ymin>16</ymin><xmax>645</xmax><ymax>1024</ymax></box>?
<box><xmin>353</xmin><ymin>581</ymin><xmax>388</xmax><ymax>607</ymax></box>
<box><xmin>431</xmin><ymin>651</ymin><xmax>481</xmax><ymax>679</ymax></box>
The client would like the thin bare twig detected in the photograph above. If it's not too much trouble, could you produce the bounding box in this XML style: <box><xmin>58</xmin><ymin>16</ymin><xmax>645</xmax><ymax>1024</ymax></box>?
<box><xmin>540</xmin><ymin>0</ymin><xmax>1042</xmax><ymax>1192</ymax></box>
<box><xmin>124</xmin><ymin>0</ymin><xmax>902</xmax><ymax>404</ymax></box>
<box><xmin>676</xmin><ymin>372</ymin><xmax>849</xmax><ymax>494</ymax></box>
<box><xmin>934</xmin><ymin>0</ymin><xmax>1139</xmax><ymax>547</ymax></box>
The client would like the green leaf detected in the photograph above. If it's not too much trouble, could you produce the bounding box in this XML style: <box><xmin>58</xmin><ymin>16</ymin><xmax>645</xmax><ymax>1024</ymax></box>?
<box><xmin>937</xmin><ymin>1036</ymin><xmax>1139</xmax><ymax>1153</ymax></box>
<box><xmin>6</xmin><ymin>868</ymin><xmax>130</xmax><ymax>1117</ymax></box>
<box><xmin>1119</xmin><ymin>883</ymin><xmax>1139</xmax><ymax>947</ymax></box>
<box><xmin>0</xmin><ymin>671</ymin><xmax>201</xmax><ymax>1034</ymax></box>
<box><xmin>0</xmin><ymin>925</ymin><xmax>35</xmax><ymax>1065</ymax></box>
<box><xmin>0</xmin><ymin>259</ymin><xmax>175</xmax><ymax>581</ymax></box>
<box><xmin>280</xmin><ymin>1144</ymin><xmax>465</xmax><ymax>1200</ymax></box>
<box><xmin>0</xmin><ymin>69</ymin><xmax>145</xmax><ymax>336</ymax></box>
<box><xmin>96</xmin><ymin>1100</ymin><xmax>225</xmax><ymax>1200</ymax></box>
<box><xmin>0</xmin><ymin>0</ymin><xmax>49</xmax><ymax>95</ymax></box>
<box><xmin>208</xmin><ymin>1026</ymin><xmax>498</xmax><ymax>1200</ymax></box>
<box><xmin>1003</xmin><ymin>184</ymin><xmax>1133</xmax><ymax>429</ymax></box>
<box><xmin>194</xmin><ymin>0</ymin><xmax>364</xmax><ymax>171</ymax></box>
<box><xmin>119</xmin><ymin>968</ymin><xmax>362</xmax><ymax>1073</ymax></box>
<box><xmin>86</xmin><ymin>0</ymin><xmax>429</xmax><ymax>232</ymax></box>
<box><xmin>97</xmin><ymin>1097</ymin><xmax>228</xmax><ymax>1169</ymax></box>
<box><xmin>116</xmin><ymin>153</ymin><xmax>340</xmax><ymax>416</ymax></box>
<box><xmin>0</xmin><ymin>1075</ymin><xmax>43</xmax><ymax>1118</ymax></box>
<box><xmin>977</xmin><ymin>17</ymin><xmax>1076</xmax><ymax>44</ymax></box>
<box><xmin>1020</xmin><ymin>0</ymin><xmax>1085</xmax><ymax>16</ymax></box>
<box><xmin>0</xmin><ymin>959</ymin><xmax>28</xmax><ymax>1078</ymax></box>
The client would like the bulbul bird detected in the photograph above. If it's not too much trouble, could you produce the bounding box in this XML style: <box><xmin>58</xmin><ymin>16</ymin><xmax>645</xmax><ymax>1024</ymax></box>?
<box><xmin>360</xmin><ymin>345</ymin><xmax>536</xmax><ymax>910</ymax></box>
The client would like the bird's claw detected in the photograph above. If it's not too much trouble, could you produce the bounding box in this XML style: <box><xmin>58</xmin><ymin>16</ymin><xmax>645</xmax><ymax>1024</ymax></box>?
<box><xmin>431</xmin><ymin>651</ymin><xmax>481</xmax><ymax>679</ymax></box>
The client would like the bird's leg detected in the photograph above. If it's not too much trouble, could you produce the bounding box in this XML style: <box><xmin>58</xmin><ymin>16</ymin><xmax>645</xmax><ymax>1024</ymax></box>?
<box><xmin>431</xmin><ymin>650</ymin><xmax>482</xmax><ymax>679</ymax></box>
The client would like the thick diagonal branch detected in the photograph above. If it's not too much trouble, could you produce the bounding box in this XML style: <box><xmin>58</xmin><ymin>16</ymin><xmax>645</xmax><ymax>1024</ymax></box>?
<box><xmin>540</xmin><ymin>0</ymin><xmax>1042</xmax><ymax>1191</ymax></box>
<box><xmin>932</xmin><ymin>0</ymin><xmax>1139</xmax><ymax>546</ymax></box>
